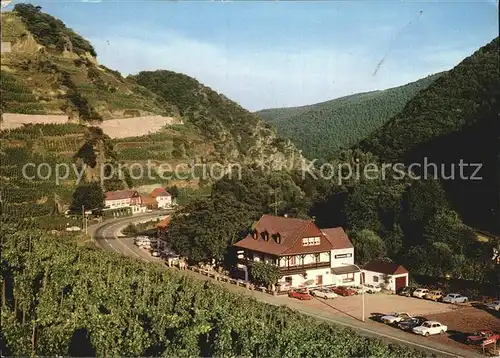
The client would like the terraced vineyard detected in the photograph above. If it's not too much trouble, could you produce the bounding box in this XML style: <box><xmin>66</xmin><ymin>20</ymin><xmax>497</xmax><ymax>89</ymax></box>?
<box><xmin>0</xmin><ymin>123</ymin><xmax>106</xmax><ymax>230</ymax></box>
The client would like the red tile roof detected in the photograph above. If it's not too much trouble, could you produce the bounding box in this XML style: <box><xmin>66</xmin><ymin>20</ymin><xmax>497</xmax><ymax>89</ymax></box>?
<box><xmin>156</xmin><ymin>217</ymin><xmax>170</xmax><ymax>229</ymax></box>
<box><xmin>105</xmin><ymin>190</ymin><xmax>138</xmax><ymax>201</ymax></box>
<box><xmin>363</xmin><ymin>260</ymin><xmax>408</xmax><ymax>275</ymax></box>
<box><xmin>151</xmin><ymin>188</ymin><xmax>170</xmax><ymax>198</ymax></box>
<box><xmin>234</xmin><ymin>214</ymin><xmax>335</xmax><ymax>256</ymax></box>
<box><xmin>321</xmin><ymin>227</ymin><xmax>353</xmax><ymax>249</ymax></box>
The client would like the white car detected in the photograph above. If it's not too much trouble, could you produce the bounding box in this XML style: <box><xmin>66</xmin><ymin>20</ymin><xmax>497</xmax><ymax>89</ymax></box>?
<box><xmin>311</xmin><ymin>288</ymin><xmax>338</xmax><ymax>299</ymax></box>
<box><xmin>347</xmin><ymin>285</ymin><xmax>364</xmax><ymax>294</ymax></box>
<box><xmin>364</xmin><ymin>284</ymin><xmax>382</xmax><ymax>293</ymax></box>
<box><xmin>413</xmin><ymin>321</ymin><xmax>448</xmax><ymax>336</ymax></box>
<box><xmin>412</xmin><ymin>288</ymin><xmax>429</xmax><ymax>298</ymax></box>
<box><xmin>486</xmin><ymin>300</ymin><xmax>500</xmax><ymax>311</ymax></box>
<box><xmin>442</xmin><ymin>293</ymin><xmax>468</xmax><ymax>304</ymax></box>
<box><xmin>151</xmin><ymin>250</ymin><xmax>161</xmax><ymax>257</ymax></box>
<box><xmin>381</xmin><ymin>312</ymin><xmax>412</xmax><ymax>324</ymax></box>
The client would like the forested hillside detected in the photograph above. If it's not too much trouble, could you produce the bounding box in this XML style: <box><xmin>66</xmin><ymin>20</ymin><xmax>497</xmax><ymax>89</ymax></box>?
<box><xmin>132</xmin><ymin>70</ymin><xmax>301</xmax><ymax>167</ymax></box>
<box><xmin>257</xmin><ymin>73</ymin><xmax>442</xmax><ymax>161</ymax></box>
<box><xmin>360</xmin><ymin>37</ymin><xmax>500</xmax><ymax>233</ymax></box>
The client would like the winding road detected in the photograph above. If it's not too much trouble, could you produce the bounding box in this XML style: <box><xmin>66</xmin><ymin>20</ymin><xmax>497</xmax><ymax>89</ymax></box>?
<box><xmin>92</xmin><ymin>212</ymin><xmax>169</xmax><ymax>262</ymax></box>
<box><xmin>91</xmin><ymin>214</ymin><xmax>482</xmax><ymax>358</ymax></box>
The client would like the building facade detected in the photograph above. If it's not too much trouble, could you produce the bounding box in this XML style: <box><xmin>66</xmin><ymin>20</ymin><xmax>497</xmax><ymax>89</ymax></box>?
<box><xmin>233</xmin><ymin>215</ymin><xmax>360</xmax><ymax>289</ymax></box>
<box><xmin>151</xmin><ymin>188</ymin><xmax>172</xmax><ymax>209</ymax></box>
<box><xmin>362</xmin><ymin>260</ymin><xmax>409</xmax><ymax>292</ymax></box>
<box><xmin>104</xmin><ymin>189</ymin><xmax>145</xmax><ymax>215</ymax></box>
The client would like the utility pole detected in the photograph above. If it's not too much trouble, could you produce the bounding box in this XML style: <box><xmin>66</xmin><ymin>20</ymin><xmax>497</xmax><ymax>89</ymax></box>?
<box><xmin>81</xmin><ymin>205</ymin><xmax>87</xmax><ymax>234</ymax></box>
<box><xmin>274</xmin><ymin>190</ymin><xmax>277</xmax><ymax>216</ymax></box>
<box><xmin>343</xmin><ymin>262</ymin><xmax>365</xmax><ymax>322</ymax></box>
<box><xmin>269</xmin><ymin>190</ymin><xmax>282</xmax><ymax>216</ymax></box>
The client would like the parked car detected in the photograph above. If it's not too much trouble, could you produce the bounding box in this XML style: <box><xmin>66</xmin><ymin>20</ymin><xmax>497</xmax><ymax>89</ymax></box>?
<box><xmin>466</xmin><ymin>330</ymin><xmax>500</xmax><ymax>345</ymax></box>
<box><xmin>413</xmin><ymin>321</ymin><xmax>447</xmax><ymax>336</ymax></box>
<box><xmin>425</xmin><ymin>290</ymin><xmax>444</xmax><ymax>302</ymax></box>
<box><xmin>412</xmin><ymin>288</ymin><xmax>429</xmax><ymax>299</ymax></box>
<box><xmin>311</xmin><ymin>288</ymin><xmax>338</xmax><ymax>299</ymax></box>
<box><xmin>442</xmin><ymin>293</ymin><xmax>468</xmax><ymax>304</ymax></box>
<box><xmin>486</xmin><ymin>300</ymin><xmax>500</xmax><ymax>311</ymax></box>
<box><xmin>288</xmin><ymin>289</ymin><xmax>313</xmax><ymax>300</ymax></box>
<box><xmin>381</xmin><ymin>312</ymin><xmax>412</xmax><ymax>324</ymax></box>
<box><xmin>469</xmin><ymin>330</ymin><xmax>500</xmax><ymax>345</ymax></box>
<box><xmin>332</xmin><ymin>286</ymin><xmax>357</xmax><ymax>296</ymax></box>
<box><xmin>151</xmin><ymin>250</ymin><xmax>161</xmax><ymax>257</ymax></box>
<box><xmin>347</xmin><ymin>285</ymin><xmax>365</xmax><ymax>294</ymax></box>
<box><xmin>398</xmin><ymin>317</ymin><xmax>426</xmax><ymax>331</ymax></box>
<box><xmin>364</xmin><ymin>284</ymin><xmax>382</xmax><ymax>293</ymax></box>
<box><xmin>397</xmin><ymin>286</ymin><xmax>415</xmax><ymax>297</ymax></box>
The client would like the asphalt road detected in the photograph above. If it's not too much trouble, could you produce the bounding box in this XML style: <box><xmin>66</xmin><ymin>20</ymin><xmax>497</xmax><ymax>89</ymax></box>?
<box><xmin>92</xmin><ymin>212</ymin><xmax>169</xmax><ymax>262</ymax></box>
<box><xmin>92</xmin><ymin>215</ymin><xmax>484</xmax><ymax>358</ymax></box>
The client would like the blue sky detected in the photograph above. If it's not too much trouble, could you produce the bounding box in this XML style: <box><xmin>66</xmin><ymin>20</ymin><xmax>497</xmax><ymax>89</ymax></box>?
<box><xmin>4</xmin><ymin>0</ymin><xmax>498</xmax><ymax>110</ymax></box>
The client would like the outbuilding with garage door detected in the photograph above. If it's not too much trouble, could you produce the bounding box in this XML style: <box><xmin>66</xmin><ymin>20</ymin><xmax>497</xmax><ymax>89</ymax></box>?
<box><xmin>362</xmin><ymin>260</ymin><xmax>409</xmax><ymax>293</ymax></box>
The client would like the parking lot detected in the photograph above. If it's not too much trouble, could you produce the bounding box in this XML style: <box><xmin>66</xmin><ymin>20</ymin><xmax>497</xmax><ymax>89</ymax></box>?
<box><xmin>280</xmin><ymin>291</ymin><xmax>500</xmax><ymax>355</ymax></box>
<box><xmin>425</xmin><ymin>306</ymin><xmax>500</xmax><ymax>352</ymax></box>
<box><xmin>280</xmin><ymin>292</ymin><xmax>456</xmax><ymax>320</ymax></box>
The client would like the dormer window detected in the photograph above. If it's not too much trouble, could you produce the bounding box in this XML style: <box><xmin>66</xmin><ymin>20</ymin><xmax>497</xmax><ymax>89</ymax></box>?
<box><xmin>252</xmin><ymin>229</ymin><xmax>258</xmax><ymax>239</ymax></box>
<box><xmin>302</xmin><ymin>237</ymin><xmax>320</xmax><ymax>246</ymax></box>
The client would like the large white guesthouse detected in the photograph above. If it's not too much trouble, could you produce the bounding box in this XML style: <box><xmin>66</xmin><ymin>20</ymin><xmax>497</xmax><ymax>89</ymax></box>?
<box><xmin>234</xmin><ymin>214</ymin><xmax>362</xmax><ymax>289</ymax></box>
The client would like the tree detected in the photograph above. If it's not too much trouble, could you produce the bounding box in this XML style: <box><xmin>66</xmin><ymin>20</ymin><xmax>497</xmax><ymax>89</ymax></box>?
<box><xmin>250</xmin><ymin>261</ymin><xmax>281</xmax><ymax>288</ymax></box>
<box><xmin>167</xmin><ymin>194</ymin><xmax>255</xmax><ymax>264</ymax></box>
<box><xmin>167</xmin><ymin>185</ymin><xmax>180</xmax><ymax>198</ymax></box>
<box><xmin>344</xmin><ymin>184</ymin><xmax>381</xmax><ymax>233</ymax></box>
<box><xmin>350</xmin><ymin>229</ymin><xmax>387</xmax><ymax>265</ymax></box>
<box><xmin>69</xmin><ymin>182</ymin><xmax>105</xmax><ymax>214</ymax></box>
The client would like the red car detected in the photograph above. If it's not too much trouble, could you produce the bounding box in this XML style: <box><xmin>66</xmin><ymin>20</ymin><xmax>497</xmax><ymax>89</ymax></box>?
<box><xmin>466</xmin><ymin>330</ymin><xmax>500</xmax><ymax>345</ymax></box>
<box><xmin>332</xmin><ymin>286</ymin><xmax>357</xmax><ymax>296</ymax></box>
<box><xmin>288</xmin><ymin>289</ymin><xmax>313</xmax><ymax>300</ymax></box>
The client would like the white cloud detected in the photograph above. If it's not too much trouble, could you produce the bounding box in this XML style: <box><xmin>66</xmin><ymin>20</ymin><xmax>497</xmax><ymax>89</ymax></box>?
<box><xmin>90</xmin><ymin>29</ymin><xmax>470</xmax><ymax>111</ymax></box>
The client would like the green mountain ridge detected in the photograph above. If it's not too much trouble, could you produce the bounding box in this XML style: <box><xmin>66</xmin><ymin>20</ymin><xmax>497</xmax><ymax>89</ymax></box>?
<box><xmin>359</xmin><ymin>36</ymin><xmax>500</xmax><ymax>233</ymax></box>
<box><xmin>257</xmin><ymin>73</ymin><xmax>444</xmax><ymax>161</ymax></box>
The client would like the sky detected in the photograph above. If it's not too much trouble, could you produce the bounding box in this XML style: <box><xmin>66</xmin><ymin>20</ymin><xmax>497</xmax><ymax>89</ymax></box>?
<box><xmin>3</xmin><ymin>0</ymin><xmax>499</xmax><ymax>110</ymax></box>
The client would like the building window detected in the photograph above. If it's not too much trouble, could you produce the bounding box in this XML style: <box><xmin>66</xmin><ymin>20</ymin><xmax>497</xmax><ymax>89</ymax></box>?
<box><xmin>342</xmin><ymin>273</ymin><xmax>355</xmax><ymax>283</ymax></box>
<box><xmin>373</xmin><ymin>276</ymin><xmax>379</xmax><ymax>283</ymax></box>
<box><xmin>302</xmin><ymin>237</ymin><xmax>320</xmax><ymax>246</ymax></box>
<box><xmin>289</xmin><ymin>256</ymin><xmax>296</xmax><ymax>265</ymax></box>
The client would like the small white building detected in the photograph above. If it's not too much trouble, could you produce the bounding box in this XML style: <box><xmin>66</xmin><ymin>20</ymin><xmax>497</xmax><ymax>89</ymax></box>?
<box><xmin>104</xmin><ymin>189</ymin><xmax>145</xmax><ymax>215</ymax></box>
<box><xmin>151</xmin><ymin>188</ymin><xmax>172</xmax><ymax>209</ymax></box>
<box><xmin>362</xmin><ymin>260</ymin><xmax>409</xmax><ymax>293</ymax></box>
<box><xmin>234</xmin><ymin>215</ymin><xmax>361</xmax><ymax>289</ymax></box>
